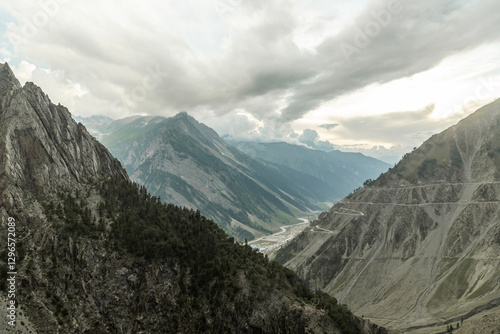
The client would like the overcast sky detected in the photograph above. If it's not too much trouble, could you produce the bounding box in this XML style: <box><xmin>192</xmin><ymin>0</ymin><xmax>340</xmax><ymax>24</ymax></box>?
<box><xmin>1</xmin><ymin>0</ymin><xmax>500</xmax><ymax>163</ymax></box>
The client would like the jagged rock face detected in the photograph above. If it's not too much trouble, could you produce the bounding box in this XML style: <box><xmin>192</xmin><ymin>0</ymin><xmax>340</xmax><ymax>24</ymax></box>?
<box><xmin>0</xmin><ymin>63</ymin><xmax>127</xmax><ymax>203</ymax></box>
<box><xmin>276</xmin><ymin>99</ymin><xmax>500</xmax><ymax>330</ymax></box>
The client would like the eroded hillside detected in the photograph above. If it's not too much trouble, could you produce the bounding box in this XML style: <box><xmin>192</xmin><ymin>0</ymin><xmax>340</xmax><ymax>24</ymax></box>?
<box><xmin>276</xmin><ymin>99</ymin><xmax>500</xmax><ymax>331</ymax></box>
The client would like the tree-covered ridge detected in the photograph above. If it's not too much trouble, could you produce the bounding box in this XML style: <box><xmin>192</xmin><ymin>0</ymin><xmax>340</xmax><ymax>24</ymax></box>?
<box><xmin>40</xmin><ymin>176</ymin><xmax>386</xmax><ymax>333</ymax></box>
<box><xmin>100</xmin><ymin>177</ymin><xmax>376</xmax><ymax>333</ymax></box>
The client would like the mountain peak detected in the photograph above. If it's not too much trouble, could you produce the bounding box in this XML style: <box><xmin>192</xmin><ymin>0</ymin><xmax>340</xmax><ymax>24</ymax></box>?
<box><xmin>174</xmin><ymin>111</ymin><xmax>189</xmax><ymax>118</ymax></box>
<box><xmin>172</xmin><ymin>111</ymin><xmax>195</xmax><ymax>123</ymax></box>
<box><xmin>166</xmin><ymin>111</ymin><xmax>221</xmax><ymax>143</ymax></box>
<box><xmin>374</xmin><ymin>98</ymin><xmax>500</xmax><ymax>187</ymax></box>
<box><xmin>0</xmin><ymin>62</ymin><xmax>20</xmax><ymax>87</ymax></box>
<box><xmin>0</xmin><ymin>68</ymin><xmax>127</xmax><ymax>198</ymax></box>
<box><xmin>0</xmin><ymin>62</ymin><xmax>22</xmax><ymax>109</ymax></box>
<box><xmin>171</xmin><ymin>111</ymin><xmax>198</xmax><ymax>125</ymax></box>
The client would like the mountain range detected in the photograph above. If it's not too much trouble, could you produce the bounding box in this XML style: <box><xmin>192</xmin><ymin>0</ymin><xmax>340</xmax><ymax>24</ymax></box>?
<box><xmin>76</xmin><ymin>114</ymin><xmax>389</xmax><ymax>241</ymax></box>
<box><xmin>227</xmin><ymin>140</ymin><xmax>390</xmax><ymax>201</ymax></box>
<box><xmin>8</xmin><ymin>57</ymin><xmax>500</xmax><ymax>332</ymax></box>
<box><xmin>0</xmin><ymin>62</ymin><xmax>388</xmax><ymax>333</ymax></box>
<box><xmin>275</xmin><ymin>98</ymin><xmax>500</xmax><ymax>332</ymax></box>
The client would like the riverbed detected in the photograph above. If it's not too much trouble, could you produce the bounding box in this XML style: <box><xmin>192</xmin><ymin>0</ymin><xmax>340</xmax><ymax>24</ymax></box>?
<box><xmin>248</xmin><ymin>219</ymin><xmax>310</xmax><ymax>254</ymax></box>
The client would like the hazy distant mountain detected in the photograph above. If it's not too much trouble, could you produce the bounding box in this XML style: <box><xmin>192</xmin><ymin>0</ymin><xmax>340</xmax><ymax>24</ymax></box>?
<box><xmin>73</xmin><ymin>114</ymin><xmax>114</xmax><ymax>139</ymax></box>
<box><xmin>275</xmin><ymin>98</ymin><xmax>500</xmax><ymax>331</ymax></box>
<box><xmin>82</xmin><ymin>113</ymin><xmax>343</xmax><ymax>241</ymax></box>
<box><xmin>227</xmin><ymin>140</ymin><xmax>390</xmax><ymax>201</ymax></box>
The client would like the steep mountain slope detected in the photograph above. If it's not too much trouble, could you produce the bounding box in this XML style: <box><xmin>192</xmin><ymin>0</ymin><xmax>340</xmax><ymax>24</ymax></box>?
<box><xmin>90</xmin><ymin>113</ymin><xmax>334</xmax><ymax>240</ymax></box>
<box><xmin>275</xmin><ymin>99</ymin><xmax>500</xmax><ymax>331</ymax></box>
<box><xmin>0</xmin><ymin>63</ymin><xmax>387</xmax><ymax>333</ymax></box>
<box><xmin>228</xmin><ymin>141</ymin><xmax>390</xmax><ymax>202</ymax></box>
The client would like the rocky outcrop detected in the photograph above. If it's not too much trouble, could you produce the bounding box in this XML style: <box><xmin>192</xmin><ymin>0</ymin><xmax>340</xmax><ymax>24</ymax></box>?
<box><xmin>276</xmin><ymin>99</ymin><xmax>500</xmax><ymax>331</ymax></box>
<box><xmin>0</xmin><ymin>62</ymin><xmax>127</xmax><ymax>208</ymax></box>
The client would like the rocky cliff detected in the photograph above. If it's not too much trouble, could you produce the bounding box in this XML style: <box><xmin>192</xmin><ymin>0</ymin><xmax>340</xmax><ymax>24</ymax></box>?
<box><xmin>0</xmin><ymin>62</ymin><xmax>127</xmax><ymax>218</ymax></box>
<box><xmin>0</xmin><ymin>62</ymin><xmax>386</xmax><ymax>334</ymax></box>
<box><xmin>275</xmin><ymin>99</ymin><xmax>500</xmax><ymax>331</ymax></box>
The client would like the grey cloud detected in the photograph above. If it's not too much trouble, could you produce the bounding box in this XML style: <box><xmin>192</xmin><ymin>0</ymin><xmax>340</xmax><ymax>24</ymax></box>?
<box><xmin>299</xmin><ymin>128</ymin><xmax>335</xmax><ymax>151</ymax></box>
<box><xmin>319</xmin><ymin>123</ymin><xmax>339</xmax><ymax>131</ymax></box>
<box><xmin>279</xmin><ymin>0</ymin><xmax>500</xmax><ymax>121</ymax></box>
<box><xmin>299</xmin><ymin>129</ymin><xmax>319</xmax><ymax>142</ymax></box>
<box><xmin>4</xmin><ymin>0</ymin><xmax>500</xmax><ymax>139</ymax></box>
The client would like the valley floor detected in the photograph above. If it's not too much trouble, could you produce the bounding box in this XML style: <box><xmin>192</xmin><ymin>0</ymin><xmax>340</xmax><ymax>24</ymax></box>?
<box><xmin>249</xmin><ymin>219</ymin><xmax>310</xmax><ymax>255</ymax></box>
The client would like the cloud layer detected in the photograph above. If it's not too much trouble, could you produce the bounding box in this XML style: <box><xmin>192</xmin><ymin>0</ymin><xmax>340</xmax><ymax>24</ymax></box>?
<box><xmin>1</xmin><ymin>0</ymin><xmax>500</xmax><ymax>161</ymax></box>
